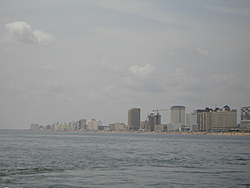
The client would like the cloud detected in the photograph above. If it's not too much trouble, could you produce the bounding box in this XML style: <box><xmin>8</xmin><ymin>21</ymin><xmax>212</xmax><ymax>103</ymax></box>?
<box><xmin>164</xmin><ymin>47</ymin><xmax>209</xmax><ymax>58</ymax></box>
<box><xmin>212</xmin><ymin>74</ymin><xmax>250</xmax><ymax>98</ymax></box>
<box><xmin>88</xmin><ymin>91</ymin><xmax>100</xmax><ymax>100</ymax></box>
<box><xmin>54</xmin><ymin>93</ymin><xmax>73</xmax><ymax>102</ymax></box>
<box><xmin>169</xmin><ymin>68</ymin><xmax>203</xmax><ymax>92</ymax></box>
<box><xmin>97</xmin><ymin>62</ymin><xmax>204</xmax><ymax>95</ymax></box>
<box><xmin>99</xmin><ymin>60</ymin><xmax>123</xmax><ymax>74</ymax></box>
<box><xmin>205</xmin><ymin>6</ymin><xmax>250</xmax><ymax>18</ymax></box>
<box><xmin>129</xmin><ymin>63</ymin><xmax>155</xmax><ymax>77</ymax></box>
<box><xmin>123</xmin><ymin>63</ymin><xmax>166</xmax><ymax>93</ymax></box>
<box><xmin>4</xmin><ymin>21</ymin><xmax>54</xmax><ymax>45</ymax></box>
<box><xmin>91</xmin><ymin>0</ymin><xmax>187</xmax><ymax>26</ymax></box>
<box><xmin>45</xmin><ymin>81</ymin><xmax>63</xmax><ymax>93</ymax></box>
<box><xmin>209</xmin><ymin>73</ymin><xmax>250</xmax><ymax>106</ymax></box>
<box><xmin>165</xmin><ymin>50</ymin><xmax>177</xmax><ymax>57</ymax></box>
<box><xmin>212</xmin><ymin>73</ymin><xmax>242</xmax><ymax>89</ymax></box>
<box><xmin>95</xmin><ymin>61</ymin><xmax>164</xmax><ymax>94</ymax></box>
<box><xmin>195</xmin><ymin>47</ymin><xmax>209</xmax><ymax>56</ymax></box>
<box><xmin>41</xmin><ymin>64</ymin><xmax>55</xmax><ymax>72</ymax></box>
<box><xmin>4</xmin><ymin>47</ymin><xmax>12</xmax><ymax>53</ymax></box>
<box><xmin>213</xmin><ymin>73</ymin><xmax>238</xmax><ymax>82</ymax></box>
<box><xmin>2</xmin><ymin>83</ymin><xmax>26</xmax><ymax>96</ymax></box>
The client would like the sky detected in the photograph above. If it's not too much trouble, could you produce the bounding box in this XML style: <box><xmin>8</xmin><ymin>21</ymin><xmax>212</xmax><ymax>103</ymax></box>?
<box><xmin>0</xmin><ymin>0</ymin><xmax>250</xmax><ymax>129</ymax></box>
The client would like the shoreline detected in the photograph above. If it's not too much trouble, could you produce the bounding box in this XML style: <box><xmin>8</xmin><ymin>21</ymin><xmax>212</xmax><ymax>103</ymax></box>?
<box><xmin>26</xmin><ymin>129</ymin><xmax>250</xmax><ymax>136</ymax></box>
<box><xmin>101</xmin><ymin>131</ymin><xmax>250</xmax><ymax>136</ymax></box>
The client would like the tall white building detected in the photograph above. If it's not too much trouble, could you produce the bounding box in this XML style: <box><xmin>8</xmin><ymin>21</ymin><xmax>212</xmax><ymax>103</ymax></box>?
<box><xmin>186</xmin><ymin>112</ymin><xmax>198</xmax><ymax>131</ymax></box>
<box><xmin>171</xmin><ymin>106</ymin><xmax>186</xmax><ymax>126</ymax></box>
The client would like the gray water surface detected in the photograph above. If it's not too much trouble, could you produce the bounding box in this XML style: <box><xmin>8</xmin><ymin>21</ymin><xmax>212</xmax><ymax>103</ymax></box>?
<box><xmin>0</xmin><ymin>130</ymin><xmax>249</xmax><ymax>187</ymax></box>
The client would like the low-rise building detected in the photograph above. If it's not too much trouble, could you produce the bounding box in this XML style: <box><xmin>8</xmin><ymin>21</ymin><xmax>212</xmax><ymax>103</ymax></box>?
<box><xmin>86</xmin><ymin>119</ymin><xmax>102</xmax><ymax>130</ymax></box>
<box><xmin>109</xmin><ymin>123</ymin><xmax>127</xmax><ymax>131</ymax></box>
<box><xmin>30</xmin><ymin>123</ymin><xmax>39</xmax><ymax>130</ymax></box>
<box><xmin>154</xmin><ymin>124</ymin><xmax>167</xmax><ymax>131</ymax></box>
<box><xmin>167</xmin><ymin>123</ymin><xmax>182</xmax><ymax>131</ymax></box>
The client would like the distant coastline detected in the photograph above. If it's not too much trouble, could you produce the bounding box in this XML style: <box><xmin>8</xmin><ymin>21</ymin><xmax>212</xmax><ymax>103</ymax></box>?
<box><xmin>26</xmin><ymin>129</ymin><xmax>250</xmax><ymax>136</ymax></box>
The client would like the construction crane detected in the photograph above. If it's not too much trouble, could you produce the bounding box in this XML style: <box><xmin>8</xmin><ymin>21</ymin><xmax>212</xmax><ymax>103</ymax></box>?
<box><xmin>152</xmin><ymin>109</ymin><xmax>170</xmax><ymax>128</ymax></box>
<box><xmin>152</xmin><ymin>108</ymin><xmax>170</xmax><ymax>114</ymax></box>
<box><xmin>140</xmin><ymin>109</ymin><xmax>170</xmax><ymax>131</ymax></box>
<box><xmin>140</xmin><ymin>113</ymin><xmax>149</xmax><ymax>131</ymax></box>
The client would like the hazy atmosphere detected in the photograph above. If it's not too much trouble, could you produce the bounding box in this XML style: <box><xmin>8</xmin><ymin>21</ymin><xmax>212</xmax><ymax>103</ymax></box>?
<box><xmin>1</xmin><ymin>0</ymin><xmax>250</xmax><ymax>129</ymax></box>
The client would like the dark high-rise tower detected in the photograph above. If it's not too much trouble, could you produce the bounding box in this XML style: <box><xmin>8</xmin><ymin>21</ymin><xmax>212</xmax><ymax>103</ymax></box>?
<box><xmin>128</xmin><ymin>108</ymin><xmax>141</xmax><ymax>128</ymax></box>
<box><xmin>148</xmin><ymin>113</ymin><xmax>161</xmax><ymax>131</ymax></box>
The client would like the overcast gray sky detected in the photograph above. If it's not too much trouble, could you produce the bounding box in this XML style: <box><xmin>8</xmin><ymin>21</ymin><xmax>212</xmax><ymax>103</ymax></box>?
<box><xmin>1</xmin><ymin>0</ymin><xmax>250</xmax><ymax>129</ymax></box>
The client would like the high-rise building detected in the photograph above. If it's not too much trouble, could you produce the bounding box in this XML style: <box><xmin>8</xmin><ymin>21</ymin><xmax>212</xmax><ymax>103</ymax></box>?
<box><xmin>186</xmin><ymin>112</ymin><xmax>198</xmax><ymax>131</ymax></box>
<box><xmin>241</xmin><ymin>106</ymin><xmax>250</xmax><ymax>121</ymax></box>
<box><xmin>128</xmin><ymin>108</ymin><xmax>141</xmax><ymax>129</ymax></box>
<box><xmin>68</xmin><ymin>121</ymin><xmax>77</xmax><ymax>130</ymax></box>
<box><xmin>79</xmin><ymin>119</ymin><xmax>87</xmax><ymax>130</ymax></box>
<box><xmin>196</xmin><ymin>108</ymin><xmax>212</xmax><ymax>131</ymax></box>
<box><xmin>240</xmin><ymin>106</ymin><xmax>250</xmax><ymax>128</ymax></box>
<box><xmin>148</xmin><ymin>113</ymin><xmax>161</xmax><ymax>131</ymax></box>
<box><xmin>171</xmin><ymin>106</ymin><xmax>186</xmax><ymax>126</ymax></box>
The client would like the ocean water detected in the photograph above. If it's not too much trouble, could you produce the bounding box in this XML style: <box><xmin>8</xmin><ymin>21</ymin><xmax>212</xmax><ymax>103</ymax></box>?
<box><xmin>0</xmin><ymin>130</ymin><xmax>250</xmax><ymax>188</ymax></box>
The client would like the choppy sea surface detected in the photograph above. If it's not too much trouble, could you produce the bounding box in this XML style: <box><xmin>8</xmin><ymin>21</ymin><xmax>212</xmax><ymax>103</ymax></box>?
<box><xmin>0</xmin><ymin>130</ymin><xmax>250</xmax><ymax>188</ymax></box>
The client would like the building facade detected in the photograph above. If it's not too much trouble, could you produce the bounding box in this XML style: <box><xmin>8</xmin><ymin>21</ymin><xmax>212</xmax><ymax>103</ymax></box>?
<box><xmin>166</xmin><ymin>123</ymin><xmax>182</xmax><ymax>132</ymax></box>
<box><xmin>109</xmin><ymin>123</ymin><xmax>127</xmax><ymax>131</ymax></box>
<box><xmin>196</xmin><ymin>105</ymin><xmax>237</xmax><ymax>131</ymax></box>
<box><xmin>86</xmin><ymin>119</ymin><xmax>102</xmax><ymax>130</ymax></box>
<box><xmin>186</xmin><ymin>112</ymin><xmax>198</xmax><ymax>131</ymax></box>
<box><xmin>147</xmin><ymin>113</ymin><xmax>161</xmax><ymax>131</ymax></box>
<box><xmin>30</xmin><ymin>123</ymin><xmax>39</xmax><ymax>130</ymax></box>
<box><xmin>79</xmin><ymin>119</ymin><xmax>87</xmax><ymax>130</ymax></box>
<box><xmin>211</xmin><ymin>107</ymin><xmax>237</xmax><ymax>130</ymax></box>
<box><xmin>241</xmin><ymin>106</ymin><xmax>250</xmax><ymax>120</ymax></box>
<box><xmin>240</xmin><ymin>106</ymin><xmax>250</xmax><ymax>128</ymax></box>
<box><xmin>128</xmin><ymin>108</ymin><xmax>141</xmax><ymax>129</ymax></box>
<box><xmin>154</xmin><ymin>124</ymin><xmax>168</xmax><ymax>131</ymax></box>
<box><xmin>196</xmin><ymin>108</ymin><xmax>212</xmax><ymax>131</ymax></box>
<box><xmin>171</xmin><ymin>106</ymin><xmax>185</xmax><ymax>126</ymax></box>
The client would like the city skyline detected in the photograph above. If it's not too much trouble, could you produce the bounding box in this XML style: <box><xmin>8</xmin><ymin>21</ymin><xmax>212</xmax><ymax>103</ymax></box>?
<box><xmin>1</xmin><ymin>1</ymin><xmax>250</xmax><ymax>129</ymax></box>
<box><xmin>31</xmin><ymin>104</ymin><xmax>246</xmax><ymax>132</ymax></box>
<box><xmin>31</xmin><ymin>104</ymin><xmax>237</xmax><ymax>127</ymax></box>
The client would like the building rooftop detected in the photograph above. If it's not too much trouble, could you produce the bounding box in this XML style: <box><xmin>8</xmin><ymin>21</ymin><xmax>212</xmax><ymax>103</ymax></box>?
<box><xmin>223</xmin><ymin>105</ymin><xmax>230</xmax><ymax>109</ymax></box>
<box><xmin>171</xmin><ymin>106</ymin><xmax>185</xmax><ymax>108</ymax></box>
